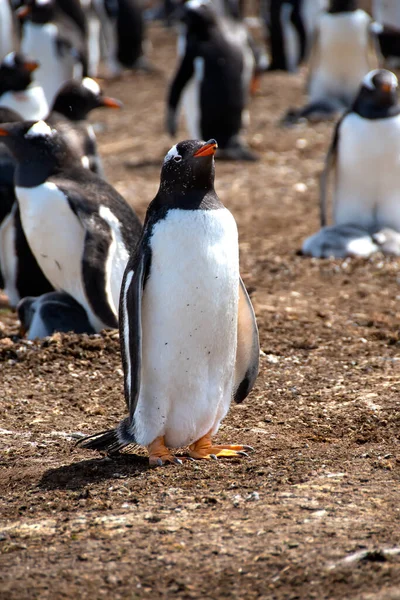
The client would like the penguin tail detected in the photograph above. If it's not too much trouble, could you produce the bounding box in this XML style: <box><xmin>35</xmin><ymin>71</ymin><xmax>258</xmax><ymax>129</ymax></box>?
<box><xmin>76</xmin><ymin>419</ymin><xmax>136</xmax><ymax>455</ymax></box>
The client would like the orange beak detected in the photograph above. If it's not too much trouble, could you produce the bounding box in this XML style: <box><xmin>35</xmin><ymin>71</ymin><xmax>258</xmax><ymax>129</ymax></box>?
<box><xmin>381</xmin><ymin>81</ymin><xmax>394</xmax><ymax>93</ymax></box>
<box><xmin>193</xmin><ymin>140</ymin><xmax>218</xmax><ymax>157</ymax></box>
<box><xmin>100</xmin><ymin>96</ymin><xmax>123</xmax><ymax>109</ymax></box>
<box><xmin>23</xmin><ymin>60</ymin><xmax>39</xmax><ymax>73</ymax></box>
<box><xmin>19</xmin><ymin>324</ymin><xmax>27</xmax><ymax>338</ymax></box>
<box><xmin>16</xmin><ymin>5</ymin><xmax>31</xmax><ymax>18</ymax></box>
<box><xmin>0</xmin><ymin>128</ymin><xmax>10</xmax><ymax>137</ymax></box>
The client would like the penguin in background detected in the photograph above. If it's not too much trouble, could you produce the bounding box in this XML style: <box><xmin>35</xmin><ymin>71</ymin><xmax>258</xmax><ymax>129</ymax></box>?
<box><xmin>0</xmin><ymin>52</ymin><xmax>49</xmax><ymax>121</ymax></box>
<box><xmin>264</xmin><ymin>0</ymin><xmax>308</xmax><ymax>72</ymax></box>
<box><xmin>48</xmin><ymin>77</ymin><xmax>122</xmax><ymax>176</ymax></box>
<box><xmin>302</xmin><ymin>69</ymin><xmax>400</xmax><ymax>258</ymax></box>
<box><xmin>167</xmin><ymin>0</ymin><xmax>257</xmax><ymax>161</ymax></box>
<box><xmin>91</xmin><ymin>0</ymin><xmax>148</xmax><ymax>77</ymax></box>
<box><xmin>284</xmin><ymin>0</ymin><xmax>379</xmax><ymax>124</ymax></box>
<box><xmin>78</xmin><ymin>139</ymin><xmax>259</xmax><ymax>465</ymax></box>
<box><xmin>19</xmin><ymin>0</ymin><xmax>88</xmax><ymax>105</ymax></box>
<box><xmin>0</xmin><ymin>0</ymin><xmax>18</xmax><ymax>60</ymax></box>
<box><xmin>0</xmin><ymin>120</ymin><xmax>142</xmax><ymax>330</ymax></box>
<box><xmin>17</xmin><ymin>291</ymin><xmax>96</xmax><ymax>339</ymax></box>
<box><xmin>372</xmin><ymin>0</ymin><xmax>400</xmax><ymax>69</ymax></box>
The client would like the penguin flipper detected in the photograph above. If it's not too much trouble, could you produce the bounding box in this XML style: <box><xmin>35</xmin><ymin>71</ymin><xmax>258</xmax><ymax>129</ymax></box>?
<box><xmin>167</xmin><ymin>45</ymin><xmax>195</xmax><ymax>121</ymax></box>
<box><xmin>119</xmin><ymin>247</ymin><xmax>151</xmax><ymax>420</ymax></box>
<box><xmin>233</xmin><ymin>277</ymin><xmax>259</xmax><ymax>404</ymax></box>
<box><xmin>320</xmin><ymin>117</ymin><xmax>343</xmax><ymax>228</ymax></box>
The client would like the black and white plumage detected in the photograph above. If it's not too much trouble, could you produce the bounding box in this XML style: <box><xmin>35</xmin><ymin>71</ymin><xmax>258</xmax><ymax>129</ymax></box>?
<box><xmin>373</xmin><ymin>0</ymin><xmax>400</xmax><ymax>69</ymax></box>
<box><xmin>20</xmin><ymin>0</ymin><xmax>88</xmax><ymax>105</ymax></box>
<box><xmin>303</xmin><ymin>69</ymin><xmax>400</xmax><ymax>258</ymax></box>
<box><xmin>284</xmin><ymin>0</ymin><xmax>378</xmax><ymax>124</ymax></box>
<box><xmin>17</xmin><ymin>291</ymin><xmax>96</xmax><ymax>339</ymax></box>
<box><xmin>0</xmin><ymin>0</ymin><xmax>17</xmax><ymax>60</ymax></box>
<box><xmin>167</xmin><ymin>0</ymin><xmax>257</xmax><ymax>161</ymax></box>
<box><xmin>0</xmin><ymin>119</ymin><xmax>142</xmax><ymax>329</ymax></box>
<box><xmin>0</xmin><ymin>52</ymin><xmax>49</xmax><ymax>121</ymax></box>
<box><xmin>48</xmin><ymin>77</ymin><xmax>122</xmax><ymax>176</ymax></box>
<box><xmin>78</xmin><ymin>139</ymin><xmax>259</xmax><ymax>465</ymax></box>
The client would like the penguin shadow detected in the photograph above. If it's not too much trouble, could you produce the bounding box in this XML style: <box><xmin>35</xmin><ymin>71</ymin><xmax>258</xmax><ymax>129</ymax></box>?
<box><xmin>38</xmin><ymin>453</ymin><xmax>148</xmax><ymax>491</ymax></box>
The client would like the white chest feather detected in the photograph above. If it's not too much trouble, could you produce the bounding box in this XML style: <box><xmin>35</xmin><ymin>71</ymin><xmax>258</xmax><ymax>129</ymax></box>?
<box><xmin>0</xmin><ymin>0</ymin><xmax>15</xmax><ymax>58</ymax></box>
<box><xmin>21</xmin><ymin>23</ymin><xmax>77</xmax><ymax>105</ymax></box>
<box><xmin>0</xmin><ymin>86</ymin><xmax>49</xmax><ymax>121</ymax></box>
<box><xmin>133</xmin><ymin>208</ymin><xmax>240</xmax><ymax>448</ymax></box>
<box><xmin>334</xmin><ymin>113</ymin><xmax>400</xmax><ymax>230</ymax></box>
<box><xmin>16</xmin><ymin>183</ymin><xmax>102</xmax><ymax>330</ymax></box>
<box><xmin>0</xmin><ymin>206</ymin><xmax>19</xmax><ymax>307</ymax></box>
<box><xmin>310</xmin><ymin>11</ymin><xmax>372</xmax><ymax>102</ymax></box>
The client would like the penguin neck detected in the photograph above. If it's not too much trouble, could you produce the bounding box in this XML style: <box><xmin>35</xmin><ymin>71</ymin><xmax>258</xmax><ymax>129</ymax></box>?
<box><xmin>154</xmin><ymin>186</ymin><xmax>222</xmax><ymax>211</ymax></box>
<box><xmin>352</xmin><ymin>101</ymin><xmax>400</xmax><ymax>120</ymax></box>
<box><xmin>14</xmin><ymin>148</ymin><xmax>81</xmax><ymax>188</ymax></box>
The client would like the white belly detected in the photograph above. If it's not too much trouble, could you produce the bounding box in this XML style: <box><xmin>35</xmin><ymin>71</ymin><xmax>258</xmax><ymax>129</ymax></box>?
<box><xmin>21</xmin><ymin>23</ymin><xmax>76</xmax><ymax>105</ymax></box>
<box><xmin>182</xmin><ymin>57</ymin><xmax>203</xmax><ymax>139</ymax></box>
<box><xmin>0</xmin><ymin>0</ymin><xmax>15</xmax><ymax>59</ymax></box>
<box><xmin>15</xmin><ymin>183</ymin><xmax>105</xmax><ymax>331</ymax></box>
<box><xmin>310</xmin><ymin>11</ymin><xmax>372</xmax><ymax>104</ymax></box>
<box><xmin>0</xmin><ymin>86</ymin><xmax>49</xmax><ymax>121</ymax></box>
<box><xmin>334</xmin><ymin>113</ymin><xmax>400</xmax><ymax>231</ymax></box>
<box><xmin>0</xmin><ymin>206</ymin><xmax>18</xmax><ymax>307</ymax></box>
<box><xmin>133</xmin><ymin>208</ymin><xmax>239</xmax><ymax>448</ymax></box>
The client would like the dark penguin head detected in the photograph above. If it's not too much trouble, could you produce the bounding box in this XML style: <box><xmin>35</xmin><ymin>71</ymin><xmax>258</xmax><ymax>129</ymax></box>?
<box><xmin>0</xmin><ymin>52</ymin><xmax>39</xmax><ymax>97</ymax></box>
<box><xmin>51</xmin><ymin>78</ymin><xmax>122</xmax><ymax>121</ymax></box>
<box><xmin>0</xmin><ymin>120</ymin><xmax>80</xmax><ymax>184</ymax></box>
<box><xmin>352</xmin><ymin>69</ymin><xmax>400</xmax><ymax>119</ymax></box>
<box><xmin>17</xmin><ymin>0</ymin><xmax>56</xmax><ymax>25</ymax></box>
<box><xmin>328</xmin><ymin>0</ymin><xmax>358</xmax><ymax>12</ymax></box>
<box><xmin>159</xmin><ymin>139</ymin><xmax>218</xmax><ymax>197</ymax></box>
<box><xmin>181</xmin><ymin>0</ymin><xmax>218</xmax><ymax>33</ymax></box>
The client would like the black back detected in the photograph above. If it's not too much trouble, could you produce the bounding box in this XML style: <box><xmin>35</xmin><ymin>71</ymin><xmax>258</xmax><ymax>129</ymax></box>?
<box><xmin>328</xmin><ymin>0</ymin><xmax>358</xmax><ymax>13</ymax></box>
<box><xmin>116</xmin><ymin>0</ymin><xmax>145</xmax><ymax>67</ymax></box>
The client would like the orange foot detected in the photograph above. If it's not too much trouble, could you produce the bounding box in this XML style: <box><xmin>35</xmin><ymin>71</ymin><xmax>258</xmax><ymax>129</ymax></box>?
<box><xmin>188</xmin><ymin>432</ymin><xmax>254</xmax><ymax>460</ymax></box>
<box><xmin>147</xmin><ymin>436</ymin><xmax>182</xmax><ymax>467</ymax></box>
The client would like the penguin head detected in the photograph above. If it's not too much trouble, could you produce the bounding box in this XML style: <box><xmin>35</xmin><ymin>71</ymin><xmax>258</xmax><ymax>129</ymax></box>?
<box><xmin>0</xmin><ymin>120</ymin><xmax>75</xmax><ymax>166</ymax></box>
<box><xmin>17</xmin><ymin>0</ymin><xmax>56</xmax><ymax>25</ymax></box>
<box><xmin>160</xmin><ymin>139</ymin><xmax>218</xmax><ymax>194</ymax></box>
<box><xmin>181</xmin><ymin>0</ymin><xmax>217</xmax><ymax>32</ymax></box>
<box><xmin>51</xmin><ymin>78</ymin><xmax>122</xmax><ymax>121</ymax></box>
<box><xmin>353</xmin><ymin>70</ymin><xmax>399</xmax><ymax>118</ymax></box>
<box><xmin>328</xmin><ymin>0</ymin><xmax>357</xmax><ymax>13</ymax></box>
<box><xmin>0</xmin><ymin>52</ymin><xmax>39</xmax><ymax>95</ymax></box>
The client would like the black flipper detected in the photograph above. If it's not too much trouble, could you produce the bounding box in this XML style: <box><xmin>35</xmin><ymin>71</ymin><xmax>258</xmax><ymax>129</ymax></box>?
<box><xmin>320</xmin><ymin>115</ymin><xmax>345</xmax><ymax>227</ymax></box>
<box><xmin>233</xmin><ymin>277</ymin><xmax>259</xmax><ymax>403</ymax></box>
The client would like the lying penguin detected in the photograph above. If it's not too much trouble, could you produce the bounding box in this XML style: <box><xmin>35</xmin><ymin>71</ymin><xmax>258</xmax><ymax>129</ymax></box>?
<box><xmin>283</xmin><ymin>0</ymin><xmax>378</xmax><ymax>125</ymax></box>
<box><xmin>17</xmin><ymin>291</ymin><xmax>96</xmax><ymax>340</ymax></box>
<box><xmin>302</xmin><ymin>69</ymin><xmax>400</xmax><ymax>258</ymax></box>
<box><xmin>0</xmin><ymin>119</ymin><xmax>142</xmax><ymax>330</ymax></box>
<box><xmin>78</xmin><ymin>139</ymin><xmax>259</xmax><ymax>465</ymax></box>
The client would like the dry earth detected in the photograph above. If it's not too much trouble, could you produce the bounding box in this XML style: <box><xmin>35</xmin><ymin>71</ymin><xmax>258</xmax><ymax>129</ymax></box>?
<box><xmin>1</xmin><ymin>23</ymin><xmax>400</xmax><ymax>600</ymax></box>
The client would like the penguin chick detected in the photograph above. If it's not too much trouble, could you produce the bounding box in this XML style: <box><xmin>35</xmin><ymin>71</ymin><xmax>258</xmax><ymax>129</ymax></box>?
<box><xmin>0</xmin><ymin>119</ymin><xmax>142</xmax><ymax>331</ymax></box>
<box><xmin>18</xmin><ymin>291</ymin><xmax>96</xmax><ymax>339</ymax></box>
<box><xmin>0</xmin><ymin>52</ymin><xmax>49</xmax><ymax>121</ymax></box>
<box><xmin>48</xmin><ymin>77</ymin><xmax>122</xmax><ymax>176</ymax></box>
<box><xmin>78</xmin><ymin>138</ymin><xmax>259</xmax><ymax>466</ymax></box>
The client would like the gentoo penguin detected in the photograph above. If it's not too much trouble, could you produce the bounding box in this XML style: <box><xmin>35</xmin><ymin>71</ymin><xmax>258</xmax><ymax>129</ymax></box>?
<box><xmin>283</xmin><ymin>0</ymin><xmax>378</xmax><ymax>124</ymax></box>
<box><xmin>19</xmin><ymin>0</ymin><xmax>88</xmax><ymax>105</ymax></box>
<box><xmin>372</xmin><ymin>1</ymin><xmax>400</xmax><ymax>69</ymax></box>
<box><xmin>48</xmin><ymin>77</ymin><xmax>122</xmax><ymax>175</ymax></box>
<box><xmin>78</xmin><ymin>139</ymin><xmax>259</xmax><ymax>465</ymax></box>
<box><xmin>0</xmin><ymin>52</ymin><xmax>49</xmax><ymax>121</ymax></box>
<box><xmin>302</xmin><ymin>69</ymin><xmax>400</xmax><ymax>257</ymax></box>
<box><xmin>91</xmin><ymin>0</ymin><xmax>148</xmax><ymax>76</ymax></box>
<box><xmin>0</xmin><ymin>0</ymin><xmax>17</xmax><ymax>60</ymax></box>
<box><xmin>17</xmin><ymin>291</ymin><xmax>95</xmax><ymax>339</ymax></box>
<box><xmin>167</xmin><ymin>0</ymin><xmax>257</xmax><ymax>160</ymax></box>
<box><xmin>0</xmin><ymin>120</ymin><xmax>142</xmax><ymax>330</ymax></box>
<box><xmin>264</xmin><ymin>0</ymin><xmax>308</xmax><ymax>72</ymax></box>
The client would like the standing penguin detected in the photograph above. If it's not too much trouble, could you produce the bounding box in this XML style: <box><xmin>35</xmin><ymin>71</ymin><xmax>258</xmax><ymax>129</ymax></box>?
<box><xmin>48</xmin><ymin>77</ymin><xmax>122</xmax><ymax>176</ymax></box>
<box><xmin>0</xmin><ymin>52</ymin><xmax>49</xmax><ymax>121</ymax></box>
<box><xmin>19</xmin><ymin>0</ymin><xmax>88</xmax><ymax>105</ymax></box>
<box><xmin>0</xmin><ymin>120</ymin><xmax>142</xmax><ymax>329</ymax></box>
<box><xmin>0</xmin><ymin>0</ymin><xmax>17</xmax><ymax>60</ymax></box>
<box><xmin>373</xmin><ymin>0</ymin><xmax>400</xmax><ymax>68</ymax></box>
<box><xmin>284</xmin><ymin>0</ymin><xmax>378</xmax><ymax>124</ymax></box>
<box><xmin>78</xmin><ymin>139</ymin><xmax>259</xmax><ymax>465</ymax></box>
<box><xmin>302</xmin><ymin>69</ymin><xmax>400</xmax><ymax>257</ymax></box>
<box><xmin>167</xmin><ymin>0</ymin><xmax>257</xmax><ymax>161</ymax></box>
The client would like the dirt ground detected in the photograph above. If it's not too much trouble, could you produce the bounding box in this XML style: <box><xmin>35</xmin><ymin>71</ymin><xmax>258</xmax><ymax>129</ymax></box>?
<box><xmin>1</xmin><ymin>22</ymin><xmax>400</xmax><ymax>600</ymax></box>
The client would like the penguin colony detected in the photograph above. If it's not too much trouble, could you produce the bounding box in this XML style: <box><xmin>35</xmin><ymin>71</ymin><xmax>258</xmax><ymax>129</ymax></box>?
<box><xmin>0</xmin><ymin>0</ymin><xmax>399</xmax><ymax>465</ymax></box>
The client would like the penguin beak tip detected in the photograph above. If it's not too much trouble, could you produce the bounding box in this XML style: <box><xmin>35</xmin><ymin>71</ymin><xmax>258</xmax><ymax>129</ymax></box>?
<box><xmin>193</xmin><ymin>140</ymin><xmax>218</xmax><ymax>158</ymax></box>
<box><xmin>100</xmin><ymin>97</ymin><xmax>123</xmax><ymax>109</ymax></box>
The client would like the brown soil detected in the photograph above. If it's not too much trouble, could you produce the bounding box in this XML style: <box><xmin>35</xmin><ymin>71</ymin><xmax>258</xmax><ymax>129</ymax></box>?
<box><xmin>1</xmin><ymin>24</ymin><xmax>400</xmax><ymax>600</ymax></box>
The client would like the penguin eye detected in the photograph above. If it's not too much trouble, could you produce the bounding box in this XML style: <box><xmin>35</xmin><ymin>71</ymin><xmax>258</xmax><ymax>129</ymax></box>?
<box><xmin>173</xmin><ymin>155</ymin><xmax>182</xmax><ymax>163</ymax></box>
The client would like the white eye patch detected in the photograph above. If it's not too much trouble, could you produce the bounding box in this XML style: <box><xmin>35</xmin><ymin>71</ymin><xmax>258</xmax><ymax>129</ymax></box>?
<box><xmin>164</xmin><ymin>144</ymin><xmax>181</xmax><ymax>163</ymax></box>
<box><xmin>82</xmin><ymin>77</ymin><xmax>101</xmax><ymax>96</ymax></box>
<box><xmin>3</xmin><ymin>52</ymin><xmax>16</xmax><ymax>68</ymax></box>
<box><xmin>25</xmin><ymin>121</ymin><xmax>55</xmax><ymax>138</ymax></box>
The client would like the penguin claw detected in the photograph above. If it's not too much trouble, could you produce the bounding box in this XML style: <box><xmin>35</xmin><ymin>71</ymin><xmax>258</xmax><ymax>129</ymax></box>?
<box><xmin>173</xmin><ymin>457</ymin><xmax>183</xmax><ymax>465</ymax></box>
<box><xmin>209</xmin><ymin>454</ymin><xmax>218</xmax><ymax>460</ymax></box>
<box><xmin>237</xmin><ymin>451</ymin><xmax>249</xmax><ymax>458</ymax></box>
<box><xmin>243</xmin><ymin>445</ymin><xmax>255</xmax><ymax>452</ymax></box>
